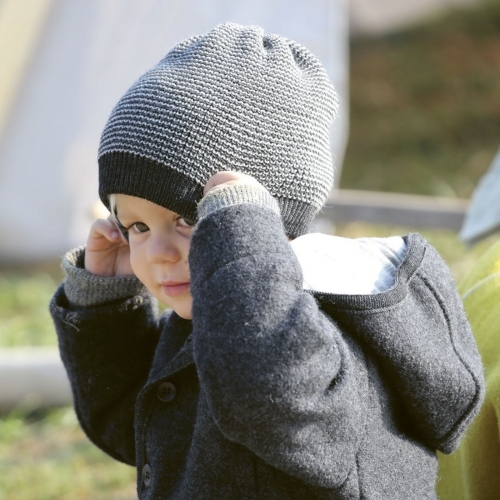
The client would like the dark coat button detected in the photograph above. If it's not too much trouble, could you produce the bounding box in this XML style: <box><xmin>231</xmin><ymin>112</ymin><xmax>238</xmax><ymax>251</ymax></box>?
<box><xmin>157</xmin><ymin>381</ymin><xmax>176</xmax><ymax>402</ymax></box>
<box><xmin>142</xmin><ymin>464</ymin><xmax>152</xmax><ymax>487</ymax></box>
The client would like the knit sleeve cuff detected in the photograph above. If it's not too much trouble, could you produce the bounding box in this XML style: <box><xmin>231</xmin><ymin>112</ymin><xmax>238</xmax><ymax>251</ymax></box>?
<box><xmin>62</xmin><ymin>246</ymin><xmax>147</xmax><ymax>308</ymax></box>
<box><xmin>197</xmin><ymin>184</ymin><xmax>281</xmax><ymax>221</ymax></box>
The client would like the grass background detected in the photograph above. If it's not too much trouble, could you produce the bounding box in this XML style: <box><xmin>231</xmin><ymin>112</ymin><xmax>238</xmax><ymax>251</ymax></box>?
<box><xmin>1</xmin><ymin>2</ymin><xmax>500</xmax><ymax>498</ymax></box>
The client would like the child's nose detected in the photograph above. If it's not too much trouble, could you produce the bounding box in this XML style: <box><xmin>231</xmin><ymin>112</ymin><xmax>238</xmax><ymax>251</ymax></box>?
<box><xmin>147</xmin><ymin>235</ymin><xmax>180</xmax><ymax>264</ymax></box>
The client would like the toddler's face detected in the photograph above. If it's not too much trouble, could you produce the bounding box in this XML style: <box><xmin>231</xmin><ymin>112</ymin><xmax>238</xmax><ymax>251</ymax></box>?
<box><xmin>113</xmin><ymin>194</ymin><xmax>194</xmax><ymax>319</ymax></box>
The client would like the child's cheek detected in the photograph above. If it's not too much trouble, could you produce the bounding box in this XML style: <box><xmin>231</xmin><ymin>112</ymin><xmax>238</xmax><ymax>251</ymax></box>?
<box><xmin>129</xmin><ymin>245</ymin><xmax>147</xmax><ymax>285</ymax></box>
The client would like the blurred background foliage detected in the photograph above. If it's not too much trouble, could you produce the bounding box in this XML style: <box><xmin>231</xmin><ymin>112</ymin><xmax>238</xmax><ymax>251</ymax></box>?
<box><xmin>0</xmin><ymin>269</ymin><xmax>60</xmax><ymax>346</ymax></box>
<box><xmin>0</xmin><ymin>407</ymin><xmax>136</xmax><ymax>499</ymax></box>
<box><xmin>1</xmin><ymin>2</ymin><xmax>500</xmax><ymax>499</ymax></box>
<box><xmin>342</xmin><ymin>0</ymin><xmax>500</xmax><ymax>198</ymax></box>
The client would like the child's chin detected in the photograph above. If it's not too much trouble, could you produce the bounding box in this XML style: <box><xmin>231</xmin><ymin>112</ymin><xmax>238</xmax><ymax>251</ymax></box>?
<box><xmin>154</xmin><ymin>294</ymin><xmax>192</xmax><ymax>320</ymax></box>
<box><xmin>168</xmin><ymin>302</ymin><xmax>192</xmax><ymax>320</ymax></box>
<box><xmin>175</xmin><ymin>308</ymin><xmax>193</xmax><ymax>320</ymax></box>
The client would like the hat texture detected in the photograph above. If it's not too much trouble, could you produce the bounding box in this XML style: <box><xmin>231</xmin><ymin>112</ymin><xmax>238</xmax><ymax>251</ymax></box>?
<box><xmin>98</xmin><ymin>22</ymin><xmax>338</xmax><ymax>237</ymax></box>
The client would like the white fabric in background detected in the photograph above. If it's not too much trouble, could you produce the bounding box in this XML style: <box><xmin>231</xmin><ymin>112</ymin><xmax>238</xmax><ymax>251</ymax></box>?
<box><xmin>0</xmin><ymin>0</ymin><xmax>349</xmax><ymax>260</ymax></box>
<box><xmin>460</xmin><ymin>147</ymin><xmax>500</xmax><ymax>245</ymax></box>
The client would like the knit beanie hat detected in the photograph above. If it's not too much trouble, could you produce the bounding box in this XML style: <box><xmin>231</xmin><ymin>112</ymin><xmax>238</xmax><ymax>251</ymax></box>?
<box><xmin>98</xmin><ymin>22</ymin><xmax>338</xmax><ymax>238</ymax></box>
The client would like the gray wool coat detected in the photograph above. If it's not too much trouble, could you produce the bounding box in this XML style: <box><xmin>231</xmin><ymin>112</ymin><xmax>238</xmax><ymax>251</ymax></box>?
<box><xmin>50</xmin><ymin>199</ymin><xmax>484</xmax><ymax>500</ymax></box>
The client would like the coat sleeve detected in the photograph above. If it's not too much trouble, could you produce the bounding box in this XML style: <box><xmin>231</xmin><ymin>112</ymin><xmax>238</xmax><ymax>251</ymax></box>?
<box><xmin>189</xmin><ymin>202</ymin><xmax>369</xmax><ymax>489</ymax></box>
<box><xmin>49</xmin><ymin>249</ymin><xmax>161</xmax><ymax>465</ymax></box>
<box><xmin>189</xmin><ymin>191</ymin><xmax>484</xmax><ymax>489</ymax></box>
<box><xmin>334</xmin><ymin>236</ymin><xmax>485</xmax><ymax>455</ymax></box>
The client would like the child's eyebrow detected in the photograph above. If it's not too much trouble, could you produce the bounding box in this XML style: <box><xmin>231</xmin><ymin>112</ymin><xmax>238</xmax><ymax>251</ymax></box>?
<box><xmin>112</xmin><ymin>203</ymin><xmax>133</xmax><ymax>226</ymax></box>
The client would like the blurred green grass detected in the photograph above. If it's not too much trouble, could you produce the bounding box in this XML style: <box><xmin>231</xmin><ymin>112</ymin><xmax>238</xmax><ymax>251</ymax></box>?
<box><xmin>0</xmin><ymin>407</ymin><xmax>136</xmax><ymax>500</ymax></box>
<box><xmin>2</xmin><ymin>2</ymin><xmax>500</xmax><ymax>498</ymax></box>
<box><xmin>0</xmin><ymin>270</ymin><xmax>61</xmax><ymax>347</ymax></box>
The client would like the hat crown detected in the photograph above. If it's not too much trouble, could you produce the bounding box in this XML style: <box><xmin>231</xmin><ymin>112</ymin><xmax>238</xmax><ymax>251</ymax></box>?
<box><xmin>99</xmin><ymin>23</ymin><xmax>338</xmax><ymax>237</ymax></box>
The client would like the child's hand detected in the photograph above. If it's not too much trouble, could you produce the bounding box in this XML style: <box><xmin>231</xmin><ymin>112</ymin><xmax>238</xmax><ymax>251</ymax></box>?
<box><xmin>84</xmin><ymin>217</ymin><xmax>134</xmax><ymax>277</ymax></box>
<box><xmin>203</xmin><ymin>171</ymin><xmax>263</xmax><ymax>196</ymax></box>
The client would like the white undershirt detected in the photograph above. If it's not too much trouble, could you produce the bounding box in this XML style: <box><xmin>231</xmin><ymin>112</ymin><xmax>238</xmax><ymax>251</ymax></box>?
<box><xmin>290</xmin><ymin>233</ymin><xmax>407</xmax><ymax>295</ymax></box>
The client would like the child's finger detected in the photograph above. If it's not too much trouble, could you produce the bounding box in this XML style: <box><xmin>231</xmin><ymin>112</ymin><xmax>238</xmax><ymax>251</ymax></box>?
<box><xmin>98</xmin><ymin>218</ymin><xmax>120</xmax><ymax>239</ymax></box>
<box><xmin>203</xmin><ymin>171</ymin><xmax>260</xmax><ymax>195</ymax></box>
<box><xmin>88</xmin><ymin>219</ymin><xmax>123</xmax><ymax>248</ymax></box>
<box><xmin>106</xmin><ymin>215</ymin><xmax>129</xmax><ymax>244</ymax></box>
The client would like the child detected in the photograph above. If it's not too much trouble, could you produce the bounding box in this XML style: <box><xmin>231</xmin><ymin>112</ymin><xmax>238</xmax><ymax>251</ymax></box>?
<box><xmin>50</xmin><ymin>23</ymin><xmax>484</xmax><ymax>499</ymax></box>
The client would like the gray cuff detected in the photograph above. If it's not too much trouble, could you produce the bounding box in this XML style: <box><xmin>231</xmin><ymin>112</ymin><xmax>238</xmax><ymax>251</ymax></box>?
<box><xmin>62</xmin><ymin>246</ymin><xmax>147</xmax><ymax>307</ymax></box>
<box><xmin>197</xmin><ymin>184</ymin><xmax>281</xmax><ymax>221</ymax></box>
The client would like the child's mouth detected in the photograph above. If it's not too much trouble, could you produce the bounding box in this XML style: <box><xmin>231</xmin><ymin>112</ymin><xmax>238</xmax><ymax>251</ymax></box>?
<box><xmin>161</xmin><ymin>282</ymin><xmax>190</xmax><ymax>297</ymax></box>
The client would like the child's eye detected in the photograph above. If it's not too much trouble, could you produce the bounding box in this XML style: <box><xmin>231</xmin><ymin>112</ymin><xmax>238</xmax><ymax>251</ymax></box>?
<box><xmin>131</xmin><ymin>222</ymin><xmax>149</xmax><ymax>233</ymax></box>
<box><xmin>177</xmin><ymin>217</ymin><xmax>196</xmax><ymax>228</ymax></box>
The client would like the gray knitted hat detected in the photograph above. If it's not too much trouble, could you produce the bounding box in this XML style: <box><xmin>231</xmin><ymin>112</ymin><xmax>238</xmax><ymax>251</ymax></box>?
<box><xmin>98</xmin><ymin>22</ymin><xmax>338</xmax><ymax>237</ymax></box>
